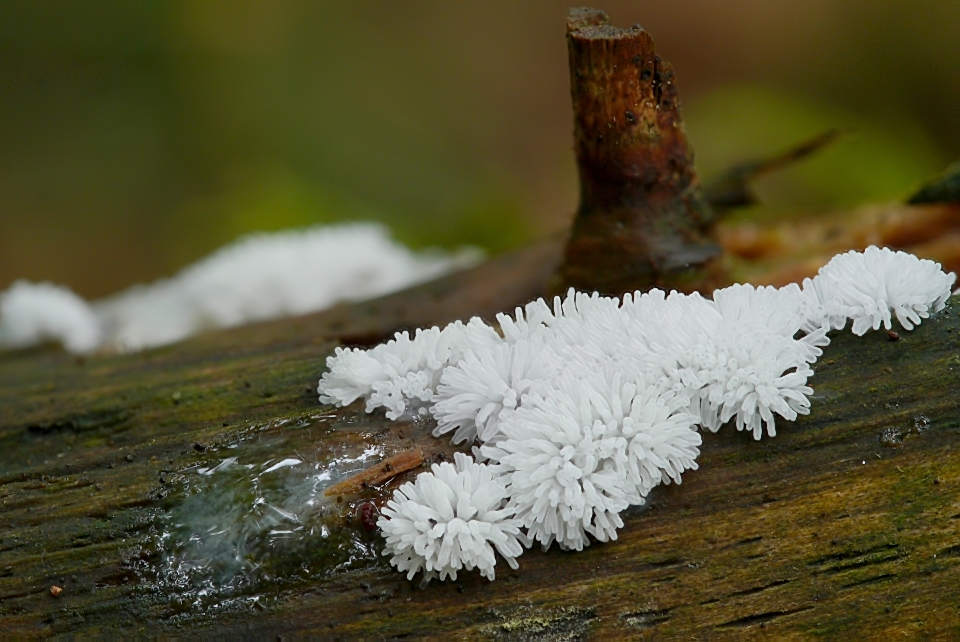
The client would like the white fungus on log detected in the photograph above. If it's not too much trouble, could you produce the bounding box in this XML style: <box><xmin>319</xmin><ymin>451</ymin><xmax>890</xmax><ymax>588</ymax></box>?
<box><xmin>377</xmin><ymin>452</ymin><xmax>523</xmax><ymax>585</ymax></box>
<box><xmin>318</xmin><ymin>246</ymin><xmax>955</xmax><ymax>584</ymax></box>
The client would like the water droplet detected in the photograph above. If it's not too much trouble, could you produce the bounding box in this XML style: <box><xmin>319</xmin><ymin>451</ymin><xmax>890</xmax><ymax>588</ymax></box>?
<box><xmin>145</xmin><ymin>418</ymin><xmax>386</xmax><ymax>613</ymax></box>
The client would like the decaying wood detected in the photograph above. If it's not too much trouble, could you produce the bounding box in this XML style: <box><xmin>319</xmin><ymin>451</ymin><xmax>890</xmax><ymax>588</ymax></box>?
<box><xmin>558</xmin><ymin>8</ymin><xmax>720</xmax><ymax>297</ymax></box>
<box><xmin>2</xmin><ymin>237</ymin><xmax>960</xmax><ymax>638</ymax></box>
<box><xmin>718</xmin><ymin>202</ymin><xmax>960</xmax><ymax>287</ymax></box>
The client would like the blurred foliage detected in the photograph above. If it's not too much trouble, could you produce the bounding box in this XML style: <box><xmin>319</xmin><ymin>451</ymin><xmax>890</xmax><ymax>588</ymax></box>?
<box><xmin>163</xmin><ymin>165</ymin><xmax>531</xmax><ymax>270</ymax></box>
<box><xmin>686</xmin><ymin>85</ymin><xmax>948</xmax><ymax>219</ymax></box>
<box><xmin>0</xmin><ymin>1</ymin><xmax>957</xmax><ymax>297</ymax></box>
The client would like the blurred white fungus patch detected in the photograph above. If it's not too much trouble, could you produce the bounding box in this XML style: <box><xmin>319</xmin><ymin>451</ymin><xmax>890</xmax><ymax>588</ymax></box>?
<box><xmin>0</xmin><ymin>223</ymin><xmax>481</xmax><ymax>353</ymax></box>
<box><xmin>0</xmin><ymin>281</ymin><xmax>102</xmax><ymax>353</ymax></box>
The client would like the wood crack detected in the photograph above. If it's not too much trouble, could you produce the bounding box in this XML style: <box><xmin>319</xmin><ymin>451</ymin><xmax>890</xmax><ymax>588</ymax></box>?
<box><xmin>729</xmin><ymin>578</ymin><xmax>792</xmax><ymax>597</ymax></box>
<box><xmin>841</xmin><ymin>573</ymin><xmax>896</xmax><ymax>589</ymax></box>
<box><xmin>716</xmin><ymin>605</ymin><xmax>814</xmax><ymax>629</ymax></box>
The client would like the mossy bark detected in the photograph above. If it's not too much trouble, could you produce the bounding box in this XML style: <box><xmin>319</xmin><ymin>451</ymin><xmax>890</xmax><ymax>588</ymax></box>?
<box><xmin>2</xmin><ymin>238</ymin><xmax>960</xmax><ymax>639</ymax></box>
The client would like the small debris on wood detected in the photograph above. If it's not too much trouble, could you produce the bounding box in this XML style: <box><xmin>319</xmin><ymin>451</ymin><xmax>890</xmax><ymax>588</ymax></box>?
<box><xmin>359</xmin><ymin>502</ymin><xmax>379</xmax><ymax>531</ymax></box>
<box><xmin>324</xmin><ymin>449</ymin><xmax>425</xmax><ymax>497</ymax></box>
<box><xmin>907</xmin><ymin>162</ymin><xmax>960</xmax><ymax>205</ymax></box>
<box><xmin>879</xmin><ymin>427</ymin><xmax>904</xmax><ymax>448</ymax></box>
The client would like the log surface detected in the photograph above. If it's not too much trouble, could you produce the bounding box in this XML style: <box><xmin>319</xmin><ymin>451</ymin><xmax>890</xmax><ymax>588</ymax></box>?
<box><xmin>2</xmin><ymin>240</ymin><xmax>960</xmax><ymax>639</ymax></box>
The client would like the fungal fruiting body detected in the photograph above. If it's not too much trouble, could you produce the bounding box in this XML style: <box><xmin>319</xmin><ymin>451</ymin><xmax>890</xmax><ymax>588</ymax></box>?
<box><xmin>322</xmin><ymin>246</ymin><xmax>953</xmax><ymax>584</ymax></box>
<box><xmin>0</xmin><ymin>223</ymin><xmax>480</xmax><ymax>354</ymax></box>
<box><xmin>801</xmin><ymin>246</ymin><xmax>954</xmax><ymax>335</ymax></box>
<box><xmin>319</xmin><ymin>318</ymin><xmax>502</xmax><ymax>421</ymax></box>
<box><xmin>431</xmin><ymin>336</ymin><xmax>560</xmax><ymax>445</ymax></box>
<box><xmin>480</xmin><ymin>370</ymin><xmax>699</xmax><ymax>552</ymax></box>
<box><xmin>377</xmin><ymin>452</ymin><xmax>523</xmax><ymax>585</ymax></box>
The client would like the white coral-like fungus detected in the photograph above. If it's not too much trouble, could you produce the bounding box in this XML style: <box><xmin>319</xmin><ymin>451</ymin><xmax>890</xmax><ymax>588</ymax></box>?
<box><xmin>802</xmin><ymin>246</ymin><xmax>955</xmax><ymax>335</ymax></box>
<box><xmin>480</xmin><ymin>376</ymin><xmax>641</xmax><ymax>551</ymax></box>
<box><xmin>95</xmin><ymin>224</ymin><xmax>480</xmax><ymax>351</ymax></box>
<box><xmin>0</xmin><ymin>223</ymin><xmax>480</xmax><ymax>354</ymax></box>
<box><xmin>378</xmin><ymin>452</ymin><xmax>522</xmax><ymax>584</ymax></box>
<box><xmin>698</xmin><ymin>334</ymin><xmax>814</xmax><ymax>439</ymax></box>
<box><xmin>432</xmin><ymin>337</ymin><xmax>559</xmax><ymax>444</ymax></box>
<box><xmin>612</xmin><ymin>383</ymin><xmax>701</xmax><ymax>497</ymax></box>
<box><xmin>315</xmin><ymin>245</ymin><xmax>956</xmax><ymax>582</ymax></box>
<box><xmin>622</xmin><ymin>285</ymin><xmax>817</xmax><ymax>439</ymax></box>
<box><xmin>318</xmin><ymin>318</ymin><xmax>501</xmax><ymax>419</ymax></box>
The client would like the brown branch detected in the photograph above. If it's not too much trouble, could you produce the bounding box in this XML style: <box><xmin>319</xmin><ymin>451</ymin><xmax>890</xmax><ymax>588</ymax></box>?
<box><xmin>703</xmin><ymin>129</ymin><xmax>846</xmax><ymax>212</ymax></box>
<box><xmin>558</xmin><ymin>8</ymin><xmax>719</xmax><ymax>296</ymax></box>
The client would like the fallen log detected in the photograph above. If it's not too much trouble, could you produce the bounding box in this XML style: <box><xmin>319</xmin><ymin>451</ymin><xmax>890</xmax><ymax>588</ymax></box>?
<box><xmin>2</xmin><ymin>239</ymin><xmax>960</xmax><ymax>638</ymax></box>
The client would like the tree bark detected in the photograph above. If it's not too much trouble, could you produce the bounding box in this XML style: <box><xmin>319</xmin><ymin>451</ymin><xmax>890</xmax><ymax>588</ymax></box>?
<box><xmin>2</xmin><ymin>238</ymin><xmax>960</xmax><ymax>638</ymax></box>
<box><xmin>558</xmin><ymin>8</ymin><xmax>719</xmax><ymax>297</ymax></box>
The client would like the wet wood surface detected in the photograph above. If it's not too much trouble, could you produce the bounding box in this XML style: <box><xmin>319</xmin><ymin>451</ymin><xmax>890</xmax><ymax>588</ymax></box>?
<box><xmin>2</xmin><ymin>237</ymin><xmax>960</xmax><ymax>639</ymax></box>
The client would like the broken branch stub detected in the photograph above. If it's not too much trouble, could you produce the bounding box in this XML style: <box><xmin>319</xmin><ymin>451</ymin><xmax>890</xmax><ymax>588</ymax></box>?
<box><xmin>559</xmin><ymin>8</ymin><xmax>719</xmax><ymax>296</ymax></box>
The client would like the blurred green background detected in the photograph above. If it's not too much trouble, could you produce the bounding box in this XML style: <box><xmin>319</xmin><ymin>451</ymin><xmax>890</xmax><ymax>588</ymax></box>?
<box><xmin>1</xmin><ymin>1</ymin><xmax>957</xmax><ymax>298</ymax></box>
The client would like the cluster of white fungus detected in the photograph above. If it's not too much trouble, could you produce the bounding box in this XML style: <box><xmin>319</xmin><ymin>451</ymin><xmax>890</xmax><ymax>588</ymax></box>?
<box><xmin>377</xmin><ymin>452</ymin><xmax>523</xmax><ymax>584</ymax></box>
<box><xmin>325</xmin><ymin>245</ymin><xmax>952</xmax><ymax>584</ymax></box>
<box><xmin>0</xmin><ymin>223</ymin><xmax>479</xmax><ymax>354</ymax></box>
